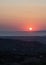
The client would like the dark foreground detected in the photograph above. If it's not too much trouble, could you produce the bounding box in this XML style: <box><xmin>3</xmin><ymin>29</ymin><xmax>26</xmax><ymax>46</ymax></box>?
<box><xmin>0</xmin><ymin>36</ymin><xmax>46</xmax><ymax>65</ymax></box>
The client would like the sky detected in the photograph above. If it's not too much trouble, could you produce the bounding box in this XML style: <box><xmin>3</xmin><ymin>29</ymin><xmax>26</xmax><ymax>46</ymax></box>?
<box><xmin>0</xmin><ymin>0</ymin><xmax>46</xmax><ymax>31</ymax></box>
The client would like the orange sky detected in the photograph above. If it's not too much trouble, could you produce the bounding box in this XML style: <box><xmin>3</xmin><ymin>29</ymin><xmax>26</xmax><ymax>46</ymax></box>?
<box><xmin>0</xmin><ymin>0</ymin><xmax>46</xmax><ymax>31</ymax></box>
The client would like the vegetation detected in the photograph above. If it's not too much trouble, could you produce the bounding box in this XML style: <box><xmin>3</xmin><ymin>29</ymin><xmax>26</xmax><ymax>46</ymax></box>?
<box><xmin>0</xmin><ymin>38</ymin><xmax>46</xmax><ymax>65</ymax></box>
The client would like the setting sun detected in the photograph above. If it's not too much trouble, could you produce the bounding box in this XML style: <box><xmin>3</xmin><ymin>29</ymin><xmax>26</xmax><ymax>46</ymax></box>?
<box><xmin>29</xmin><ymin>27</ymin><xmax>32</xmax><ymax>31</ymax></box>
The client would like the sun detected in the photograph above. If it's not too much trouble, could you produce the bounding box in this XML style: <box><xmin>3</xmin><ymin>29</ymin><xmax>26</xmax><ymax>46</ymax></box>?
<box><xmin>29</xmin><ymin>27</ymin><xmax>32</xmax><ymax>31</ymax></box>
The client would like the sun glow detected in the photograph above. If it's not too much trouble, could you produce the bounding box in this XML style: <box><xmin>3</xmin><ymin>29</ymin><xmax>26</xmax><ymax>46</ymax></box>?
<box><xmin>29</xmin><ymin>27</ymin><xmax>32</xmax><ymax>31</ymax></box>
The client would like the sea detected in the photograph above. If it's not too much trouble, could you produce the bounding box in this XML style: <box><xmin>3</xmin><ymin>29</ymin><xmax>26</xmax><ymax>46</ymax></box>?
<box><xmin>0</xmin><ymin>31</ymin><xmax>46</xmax><ymax>36</ymax></box>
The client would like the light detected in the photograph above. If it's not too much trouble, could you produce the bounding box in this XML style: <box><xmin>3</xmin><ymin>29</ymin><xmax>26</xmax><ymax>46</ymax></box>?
<box><xmin>29</xmin><ymin>27</ymin><xmax>32</xmax><ymax>31</ymax></box>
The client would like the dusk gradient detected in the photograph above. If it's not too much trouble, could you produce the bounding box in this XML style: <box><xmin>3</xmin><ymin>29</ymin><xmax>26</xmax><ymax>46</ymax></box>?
<box><xmin>0</xmin><ymin>0</ymin><xmax>46</xmax><ymax>31</ymax></box>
